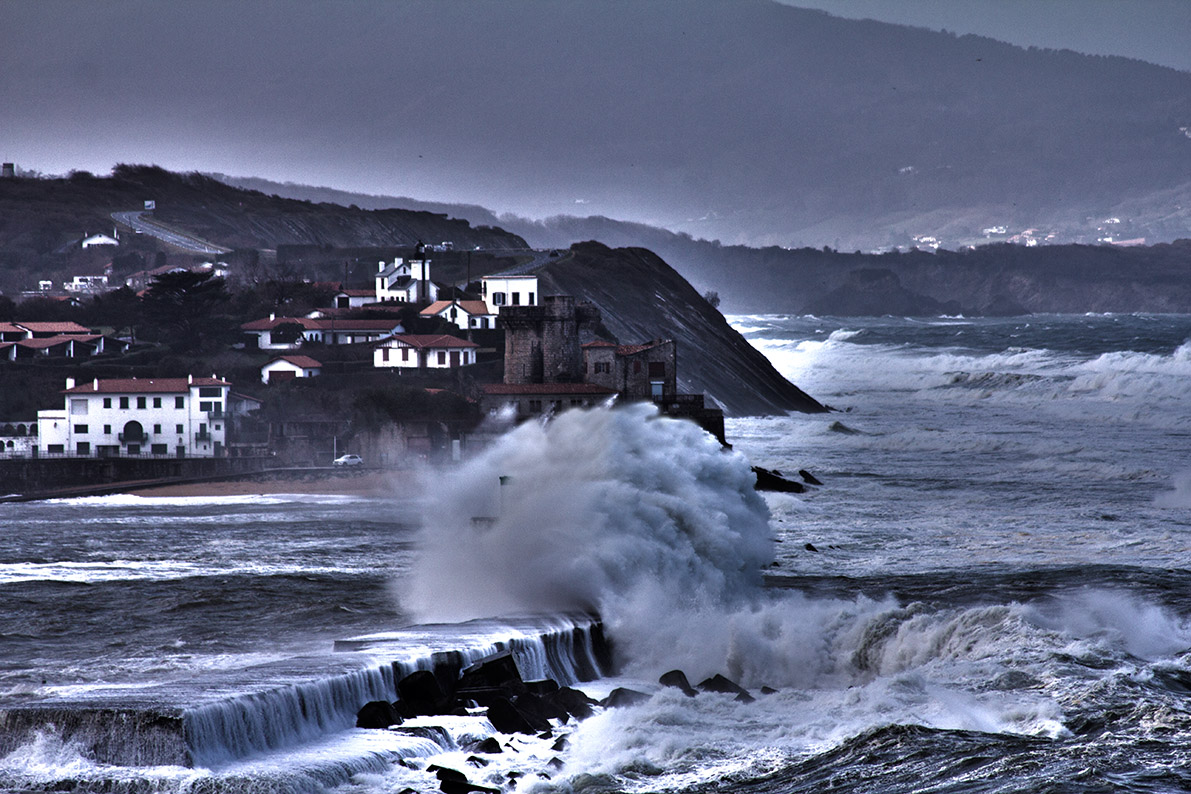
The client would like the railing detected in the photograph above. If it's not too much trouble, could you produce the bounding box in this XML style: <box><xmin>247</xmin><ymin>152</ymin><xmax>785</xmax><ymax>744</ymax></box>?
<box><xmin>117</xmin><ymin>433</ymin><xmax>148</xmax><ymax>443</ymax></box>
<box><xmin>195</xmin><ymin>431</ymin><xmax>212</xmax><ymax>442</ymax></box>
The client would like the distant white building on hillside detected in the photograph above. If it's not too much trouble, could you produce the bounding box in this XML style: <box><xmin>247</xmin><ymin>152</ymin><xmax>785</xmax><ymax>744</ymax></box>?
<box><xmin>419</xmin><ymin>299</ymin><xmax>497</xmax><ymax>330</ymax></box>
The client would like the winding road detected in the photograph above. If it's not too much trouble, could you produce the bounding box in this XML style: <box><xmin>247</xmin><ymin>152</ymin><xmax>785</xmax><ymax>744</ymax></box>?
<box><xmin>111</xmin><ymin>211</ymin><xmax>231</xmax><ymax>256</ymax></box>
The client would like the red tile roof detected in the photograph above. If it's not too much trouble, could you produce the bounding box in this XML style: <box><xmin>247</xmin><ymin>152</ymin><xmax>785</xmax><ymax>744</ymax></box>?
<box><xmin>420</xmin><ymin>300</ymin><xmax>493</xmax><ymax>316</ymax></box>
<box><xmin>273</xmin><ymin>355</ymin><xmax>323</xmax><ymax>368</ymax></box>
<box><xmin>480</xmin><ymin>383</ymin><xmax>617</xmax><ymax>395</ymax></box>
<box><xmin>16</xmin><ymin>321</ymin><xmax>92</xmax><ymax>334</ymax></box>
<box><xmin>240</xmin><ymin>316</ymin><xmax>321</xmax><ymax>331</ymax></box>
<box><xmin>241</xmin><ymin>316</ymin><xmax>403</xmax><ymax>332</ymax></box>
<box><xmin>616</xmin><ymin>340</ymin><xmax>670</xmax><ymax>356</ymax></box>
<box><xmin>380</xmin><ymin>334</ymin><xmax>479</xmax><ymax>349</ymax></box>
<box><xmin>63</xmin><ymin>377</ymin><xmax>230</xmax><ymax>394</ymax></box>
<box><xmin>581</xmin><ymin>340</ymin><xmax>617</xmax><ymax>348</ymax></box>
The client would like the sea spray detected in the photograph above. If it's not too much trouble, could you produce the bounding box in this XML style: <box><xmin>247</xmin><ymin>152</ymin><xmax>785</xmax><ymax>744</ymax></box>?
<box><xmin>405</xmin><ymin>402</ymin><xmax>774</xmax><ymax>679</ymax></box>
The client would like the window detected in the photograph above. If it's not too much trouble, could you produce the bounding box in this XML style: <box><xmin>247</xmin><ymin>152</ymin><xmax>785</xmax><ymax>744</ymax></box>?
<box><xmin>120</xmin><ymin>397</ymin><xmax>129</xmax><ymax>409</ymax></box>
<box><xmin>153</xmin><ymin>397</ymin><xmax>161</xmax><ymax>408</ymax></box>
<box><xmin>137</xmin><ymin>397</ymin><xmax>146</xmax><ymax>409</ymax></box>
<box><xmin>382</xmin><ymin>348</ymin><xmax>389</xmax><ymax>362</ymax></box>
<box><xmin>153</xmin><ymin>424</ymin><xmax>161</xmax><ymax>434</ymax></box>
<box><xmin>74</xmin><ymin>424</ymin><xmax>88</xmax><ymax>434</ymax></box>
<box><xmin>71</xmin><ymin>399</ymin><xmax>88</xmax><ymax>415</ymax></box>
<box><xmin>492</xmin><ymin>292</ymin><xmax>506</xmax><ymax>306</ymax></box>
<box><xmin>47</xmin><ymin>444</ymin><xmax>64</xmax><ymax>454</ymax></box>
<box><xmin>175</xmin><ymin>397</ymin><xmax>184</xmax><ymax>409</ymax></box>
<box><xmin>437</xmin><ymin>351</ymin><xmax>446</xmax><ymax>365</ymax></box>
<box><xmin>103</xmin><ymin>397</ymin><xmax>112</xmax><ymax>409</ymax></box>
<box><xmin>402</xmin><ymin>348</ymin><xmax>409</xmax><ymax>361</ymax></box>
<box><xmin>104</xmin><ymin>425</ymin><xmax>111</xmax><ymax>434</ymax></box>
<box><xmin>512</xmin><ymin>292</ymin><xmax>520</xmax><ymax>306</ymax></box>
<box><xmin>215</xmin><ymin>424</ymin><xmax>221</xmax><ymax>431</ymax></box>
<box><xmin>151</xmin><ymin>444</ymin><xmax>168</xmax><ymax>455</ymax></box>
<box><xmin>176</xmin><ymin>424</ymin><xmax>184</xmax><ymax>434</ymax></box>
<box><xmin>634</xmin><ymin>360</ymin><xmax>642</xmax><ymax>373</ymax></box>
<box><xmin>528</xmin><ymin>292</ymin><xmax>535</xmax><ymax>305</ymax></box>
<box><xmin>199</xmin><ymin>387</ymin><xmax>221</xmax><ymax>397</ymax></box>
<box><xmin>528</xmin><ymin>400</ymin><xmax>542</xmax><ymax>413</ymax></box>
<box><xmin>649</xmin><ymin>362</ymin><xmax>666</xmax><ymax>378</ymax></box>
<box><xmin>76</xmin><ymin>442</ymin><xmax>90</xmax><ymax>455</ymax></box>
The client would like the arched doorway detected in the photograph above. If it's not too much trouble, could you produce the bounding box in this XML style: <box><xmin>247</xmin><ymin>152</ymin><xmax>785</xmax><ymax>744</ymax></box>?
<box><xmin>122</xmin><ymin>420</ymin><xmax>144</xmax><ymax>455</ymax></box>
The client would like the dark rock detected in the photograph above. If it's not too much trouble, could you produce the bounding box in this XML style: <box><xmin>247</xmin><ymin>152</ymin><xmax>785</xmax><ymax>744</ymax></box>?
<box><xmin>804</xmin><ymin>543</ymin><xmax>819</xmax><ymax>552</ymax></box>
<box><xmin>537</xmin><ymin>730</ymin><xmax>554</xmax><ymax>740</ymax></box>
<box><xmin>601</xmin><ymin>687</ymin><xmax>651</xmax><ymax>708</ymax></box>
<box><xmin>469</xmin><ymin>737</ymin><xmax>503</xmax><ymax>754</ymax></box>
<box><xmin>799</xmin><ymin>469</ymin><xmax>822</xmax><ymax>485</ymax></box>
<box><xmin>552</xmin><ymin>736</ymin><xmax>568</xmax><ymax>752</ymax></box>
<box><xmin>548</xmin><ymin>757</ymin><xmax>565</xmax><ymax>770</ymax></box>
<box><xmin>658</xmin><ymin>669</ymin><xmax>697</xmax><ymax>697</ymax></box>
<box><xmin>525</xmin><ymin>679</ymin><xmax>561</xmax><ymax>695</ymax></box>
<box><xmin>487</xmin><ymin>696</ymin><xmax>550</xmax><ymax>734</ymax></box>
<box><xmin>428</xmin><ymin>764</ymin><xmax>501</xmax><ymax>794</ymax></box>
<box><xmin>459</xmin><ymin>652</ymin><xmax>526</xmax><ymax>696</ymax></box>
<box><xmin>466</xmin><ymin>755</ymin><xmax>488</xmax><ymax>768</ymax></box>
<box><xmin>517</xmin><ymin>692</ymin><xmax>569</xmax><ymax>723</ymax></box>
<box><xmin>760</xmin><ymin>686</ymin><xmax>778</xmax><ymax>695</ymax></box>
<box><xmin>697</xmin><ymin>674</ymin><xmax>751</xmax><ymax>700</ymax></box>
<box><xmin>456</xmin><ymin>686</ymin><xmax>515</xmax><ymax>707</ymax></box>
<box><xmin>393</xmin><ymin>725</ymin><xmax>451</xmax><ymax>745</ymax></box>
<box><xmin>828</xmin><ymin>420</ymin><xmax>860</xmax><ymax>435</ymax></box>
<box><xmin>545</xmin><ymin>686</ymin><xmax>598</xmax><ymax>720</ymax></box>
<box><xmin>356</xmin><ymin>700</ymin><xmax>403</xmax><ymax>729</ymax></box>
<box><xmin>753</xmin><ymin>466</ymin><xmax>805</xmax><ymax>493</ymax></box>
<box><xmin>397</xmin><ymin>669</ymin><xmax>451</xmax><ymax>716</ymax></box>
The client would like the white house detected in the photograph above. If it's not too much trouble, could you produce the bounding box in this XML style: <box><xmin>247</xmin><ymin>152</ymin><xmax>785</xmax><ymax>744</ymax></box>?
<box><xmin>240</xmin><ymin>316</ymin><xmax>403</xmax><ymax>350</ymax></box>
<box><xmin>261</xmin><ymin>355</ymin><xmax>323</xmax><ymax>384</ymax></box>
<box><xmin>81</xmin><ymin>232</ymin><xmax>119</xmax><ymax>249</ymax></box>
<box><xmin>481</xmin><ymin>274</ymin><xmax>538</xmax><ymax>311</ymax></box>
<box><xmin>0</xmin><ymin>420</ymin><xmax>37</xmax><ymax>458</ymax></box>
<box><xmin>37</xmin><ymin>375</ymin><xmax>231</xmax><ymax>458</ymax></box>
<box><xmin>419</xmin><ymin>299</ymin><xmax>497</xmax><ymax>330</ymax></box>
<box><xmin>65</xmin><ymin>274</ymin><xmax>109</xmax><ymax>293</ymax></box>
<box><xmin>373</xmin><ymin>334</ymin><xmax>479</xmax><ymax>369</ymax></box>
<box><xmin>331</xmin><ymin>289</ymin><xmax>377</xmax><ymax>309</ymax></box>
<box><xmin>375</xmin><ymin>245</ymin><xmax>437</xmax><ymax>304</ymax></box>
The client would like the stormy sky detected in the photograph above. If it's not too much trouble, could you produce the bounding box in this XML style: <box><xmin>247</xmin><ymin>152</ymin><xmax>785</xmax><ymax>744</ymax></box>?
<box><xmin>4</xmin><ymin>0</ymin><xmax>1189</xmax><ymax>235</ymax></box>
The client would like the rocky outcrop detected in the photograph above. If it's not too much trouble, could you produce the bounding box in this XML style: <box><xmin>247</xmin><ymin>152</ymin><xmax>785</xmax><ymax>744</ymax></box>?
<box><xmin>537</xmin><ymin>242</ymin><xmax>825</xmax><ymax>416</ymax></box>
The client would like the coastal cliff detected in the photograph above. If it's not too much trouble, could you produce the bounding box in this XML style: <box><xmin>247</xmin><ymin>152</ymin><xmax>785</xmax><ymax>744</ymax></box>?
<box><xmin>537</xmin><ymin>242</ymin><xmax>824</xmax><ymax>417</ymax></box>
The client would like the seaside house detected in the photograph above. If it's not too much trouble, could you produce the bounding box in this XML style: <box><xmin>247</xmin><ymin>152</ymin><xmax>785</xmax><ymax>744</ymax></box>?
<box><xmin>261</xmin><ymin>355</ymin><xmax>323</xmax><ymax>384</ymax></box>
<box><xmin>477</xmin><ymin>382</ymin><xmax>616</xmax><ymax>419</ymax></box>
<box><xmin>418</xmin><ymin>299</ymin><xmax>497</xmax><ymax>330</ymax></box>
<box><xmin>240</xmin><ymin>316</ymin><xmax>403</xmax><ymax>350</ymax></box>
<box><xmin>373</xmin><ymin>334</ymin><xmax>479</xmax><ymax>369</ymax></box>
<box><xmin>37</xmin><ymin>375</ymin><xmax>232</xmax><ymax>458</ymax></box>
<box><xmin>0</xmin><ymin>420</ymin><xmax>38</xmax><ymax>458</ymax></box>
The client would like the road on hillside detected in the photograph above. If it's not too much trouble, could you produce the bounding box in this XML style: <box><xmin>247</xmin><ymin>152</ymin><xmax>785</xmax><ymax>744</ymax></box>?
<box><xmin>111</xmin><ymin>211</ymin><xmax>231</xmax><ymax>256</ymax></box>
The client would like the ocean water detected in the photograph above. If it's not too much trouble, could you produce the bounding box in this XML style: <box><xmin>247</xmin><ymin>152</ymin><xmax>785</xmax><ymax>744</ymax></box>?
<box><xmin>2</xmin><ymin>313</ymin><xmax>1191</xmax><ymax>793</ymax></box>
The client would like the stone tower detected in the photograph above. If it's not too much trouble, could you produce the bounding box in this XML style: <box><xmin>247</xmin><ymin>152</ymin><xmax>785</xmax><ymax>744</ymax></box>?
<box><xmin>502</xmin><ymin>296</ymin><xmax>601</xmax><ymax>384</ymax></box>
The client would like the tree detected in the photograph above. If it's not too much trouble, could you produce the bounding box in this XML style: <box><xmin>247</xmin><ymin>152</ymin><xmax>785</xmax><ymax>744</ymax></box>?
<box><xmin>703</xmin><ymin>290</ymin><xmax>721</xmax><ymax>309</ymax></box>
<box><xmin>141</xmin><ymin>270</ymin><xmax>232</xmax><ymax>352</ymax></box>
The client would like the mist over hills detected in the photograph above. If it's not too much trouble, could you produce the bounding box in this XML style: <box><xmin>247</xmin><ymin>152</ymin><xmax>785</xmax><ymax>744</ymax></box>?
<box><xmin>203</xmin><ymin>0</ymin><xmax>1191</xmax><ymax>252</ymax></box>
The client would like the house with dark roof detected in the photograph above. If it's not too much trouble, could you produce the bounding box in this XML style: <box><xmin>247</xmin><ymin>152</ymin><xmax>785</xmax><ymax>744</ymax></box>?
<box><xmin>582</xmin><ymin>339</ymin><xmax>677</xmax><ymax>401</ymax></box>
<box><xmin>240</xmin><ymin>315</ymin><xmax>404</xmax><ymax>350</ymax></box>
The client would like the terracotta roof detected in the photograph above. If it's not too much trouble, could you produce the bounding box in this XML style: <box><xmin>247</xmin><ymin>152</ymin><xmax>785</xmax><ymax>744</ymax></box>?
<box><xmin>480</xmin><ymin>383</ymin><xmax>617</xmax><ymax>395</ymax></box>
<box><xmin>16</xmin><ymin>321</ymin><xmax>92</xmax><ymax>334</ymax></box>
<box><xmin>63</xmin><ymin>377</ymin><xmax>230</xmax><ymax>394</ymax></box>
<box><xmin>581</xmin><ymin>340</ymin><xmax>617</xmax><ymax>348</ymax></box>
<box><xmin>420</xmin><ymin>300</ymin><xmax>493</xmax><ymax>316</ymax></box>
<box><xmin>616</xmin><ymin>340</ymin><xmax>670</xmax><ymax>356</ymax></box>
<box><xmin>240</xmin><ymin>316</ymin><xmax>321</xmax><ymax>331</ymax></box>
<box><xmin>272</xmin><ymin>355</ymin><xmax>322</xmax><ymax>368</ymax></box>
<box><xmin>241</xmin><ymin>316</ymin><xmax>402</xmax><ymax>332</ymax></box>
<box><xmin>17</xmin><ymin>336</ymin><xmax>83</xmax><ymax>349</ymax></box>
<box><xmin>380</xmin><ymin>334</ymin><xmax>478</xmax><ymax>349</ymax></box>
<box><xmin>335</xmin><ymin>289</ymin><xmax>375</xmax><ymax>297</ymax></box>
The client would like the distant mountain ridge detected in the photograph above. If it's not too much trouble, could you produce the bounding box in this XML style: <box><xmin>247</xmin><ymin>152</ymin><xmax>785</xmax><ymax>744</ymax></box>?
<box><xmin>213</xmin><ymin>0</ymin><xmax>1191</xmax><ymax>252</ymax></box>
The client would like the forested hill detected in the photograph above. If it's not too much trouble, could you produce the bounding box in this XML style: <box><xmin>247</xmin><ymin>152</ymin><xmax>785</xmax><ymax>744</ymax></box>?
<box><xmin>0</xmin><ymin>165</ymin><xmax>527</xmax><ymax>293</ymax></box>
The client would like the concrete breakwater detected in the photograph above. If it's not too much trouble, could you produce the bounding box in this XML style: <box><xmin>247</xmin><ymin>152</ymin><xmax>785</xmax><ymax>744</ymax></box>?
<box><xmin>0</xmin><ymin>456</ymin><xmax>274</xmax><ymax>499</ymax></box>
<box><xmin>0</xmin><ymin>615</ymin><xmax>609</xmax><ymax>771</ymax></box>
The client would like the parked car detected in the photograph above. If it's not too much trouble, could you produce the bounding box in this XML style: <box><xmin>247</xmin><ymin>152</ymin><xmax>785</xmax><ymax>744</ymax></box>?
<box><xmin>332</xmin><ymin>454</ymin><xmax>363</xmax><ymax>467</ymax></box>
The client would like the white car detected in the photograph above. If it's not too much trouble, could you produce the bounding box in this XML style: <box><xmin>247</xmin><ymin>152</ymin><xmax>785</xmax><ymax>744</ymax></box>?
<box><xmin>332</xmin><ymin>454</ymin><xmax>363</xmax><ymax>467</ymax></box>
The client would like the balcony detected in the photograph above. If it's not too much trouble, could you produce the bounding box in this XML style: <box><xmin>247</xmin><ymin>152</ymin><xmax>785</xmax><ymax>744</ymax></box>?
<box><xmin>118</xmin><ymin>432</ymin><xmax>149</xmax><ymax>443</ymax></box>
<box><xmin>195</xmin><ymin>431</ymin><xmax>212</xmax><ymax>442</ymax></box>
<box><xmin>207</xmin><ymin>409</ymin><xmax>224</xmax><ymax>420</ymax></box>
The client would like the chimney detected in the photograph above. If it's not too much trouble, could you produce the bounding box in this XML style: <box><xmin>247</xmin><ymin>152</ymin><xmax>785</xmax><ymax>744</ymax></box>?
<box><xmin>65</xmin><ymin>377</ymin><xmax>75</xmax><ymax>390</ymax></box>
<box><xmin>269</xmin><ymin>312</ymin><xmax>275</xmax><ymax>321</ymax></box>
<box><xmin>188</xmin><ymin>374</ymin><xmax>193</xmax><ymax>385</ymax></box>
<box><xmin>93</xmin><ymin>378</ymin><xmax>98</xmax><ymax>390</ymax></box>
<box><xmin>378</xmin><ymin>260</ymin><xmax>385</xmax><ymax>273</ymax></box>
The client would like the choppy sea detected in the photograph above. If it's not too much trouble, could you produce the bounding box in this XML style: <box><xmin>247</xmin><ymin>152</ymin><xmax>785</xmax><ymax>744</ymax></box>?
<box><xmin>2</xmin><ymin>313</ymin><xmax>1191</xmax><ymax>793</ymax></box>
